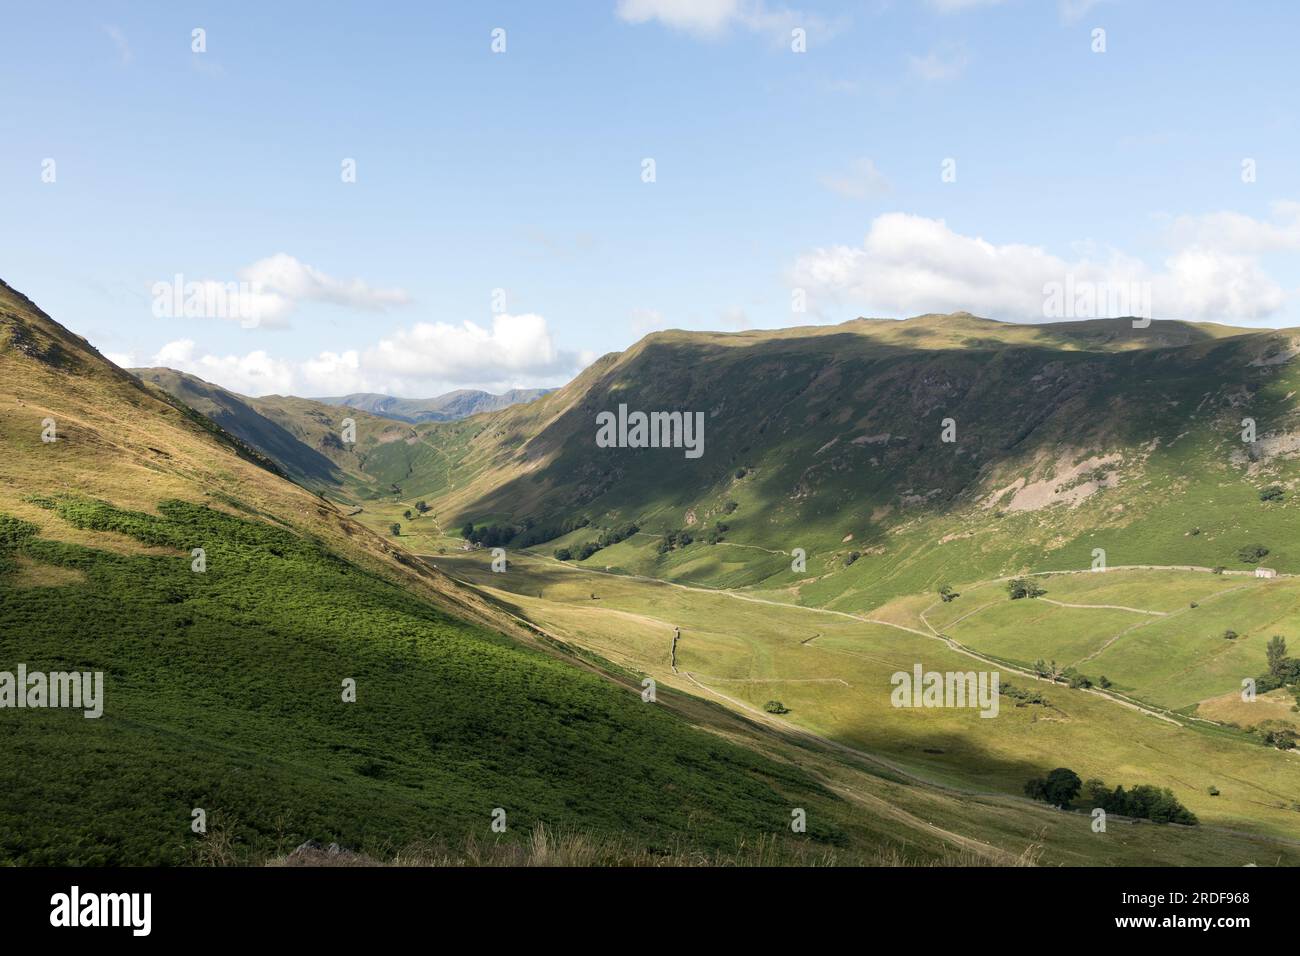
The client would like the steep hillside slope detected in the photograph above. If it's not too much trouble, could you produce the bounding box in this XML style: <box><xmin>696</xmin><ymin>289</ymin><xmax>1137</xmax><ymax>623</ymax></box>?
<box><xmin>400</xmin><ymin>313</ymin><xmax>1300</xmax><ymax>609</ymax></box>
<box><xmin>0</xmin><ymin>279</ymin><xmax>893</xmax><ymax>864</ymax></box>
<box><xmin>130</xmin><ymin>368</ymin><xmax>389</xmax><ymax>493</ymax></box>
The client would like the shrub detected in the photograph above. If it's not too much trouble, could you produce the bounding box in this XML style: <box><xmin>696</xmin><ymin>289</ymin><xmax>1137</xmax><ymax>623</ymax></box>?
<box><xmin>389</xmin><ymin>523</ymin><xmax>401</xmax><ymax>537</ymax></box>
<box><xmin>1238</xmin><ymin>544</ymin><xmax>1270</xmax><ymax>564</ymax></box>
<box><xmin>843</xmin><ymin>551</ymin><xmax>861</xmax><ymax>567</ymax></box>
<box><xmin>763</xmin><ymin>700</ymin><xmax>789</xmax><ymax>715</ymax></box>
<box><xmin>1259</xmin><ymin>485</ymin><xmax>1285</xmax><ymax>502</ymax></box>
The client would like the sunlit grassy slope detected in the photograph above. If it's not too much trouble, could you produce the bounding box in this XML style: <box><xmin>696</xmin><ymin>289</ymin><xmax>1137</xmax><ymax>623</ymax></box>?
<box><xmin>435</xmin><ymin>549</ymin><xmax>1300</xmax><ymax>854</ymax></box>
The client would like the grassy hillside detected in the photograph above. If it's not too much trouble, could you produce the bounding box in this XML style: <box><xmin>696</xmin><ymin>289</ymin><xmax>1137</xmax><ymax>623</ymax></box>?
<box><xmin>359</xmin><ymin>313</ymin><xmax>1300</xmax><ymax>616</ymax></box>
<box><xmin>0</xmin><ymin>278</ymin><xmax>914</xmax><ymax>865</ymax></box>
<box><xmin>433</xmin><ymin>549</ymin><xmax>1300</xmax><ymax>852</ymax></box>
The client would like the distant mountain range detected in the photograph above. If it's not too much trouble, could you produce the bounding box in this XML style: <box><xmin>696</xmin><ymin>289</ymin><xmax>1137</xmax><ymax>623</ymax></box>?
<box><xmin>313</xmin><ymin>388</ymin><xmax>553</xmax><ymax>423</ymax></box>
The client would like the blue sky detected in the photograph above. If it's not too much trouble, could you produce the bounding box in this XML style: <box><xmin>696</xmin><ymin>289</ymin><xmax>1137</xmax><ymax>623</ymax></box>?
<box><xmin>2</xmin><ymin>0</ymin><xmax>1297</xmax><ymax>397</ymax></box>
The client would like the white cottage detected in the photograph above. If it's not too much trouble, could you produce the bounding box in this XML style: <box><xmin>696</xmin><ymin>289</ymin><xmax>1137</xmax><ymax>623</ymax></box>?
<box><xmin>1255</xmin><ymin>567</ymin><xmax>1277</xmax><ymax>579</ymax></box>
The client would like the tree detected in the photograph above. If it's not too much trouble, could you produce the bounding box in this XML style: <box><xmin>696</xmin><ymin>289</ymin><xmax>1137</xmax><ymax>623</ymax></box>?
<box><xmin>415</xmin><ymin>501</ymin><xmax>430</xmax><ymax>513</ymax></box>
<box><xmin>1097</xmin><ymin>675</ymin><xmax>1112</xmax><ymax>689</ymax></box>
<box><xmin>1267</xmin><ymin>635</ymin><xmax>1289</xmax><ymax>676</ymax></box>
<box><xmin>389</xmin><ymin>523</ymin><xmax>401</xmax><ymax>537</ymax></box>
<box><xmin>553</xmin><ymin>547</ymin><xmax>572</xmax><ymax>561</ymax></box>
<box><xmin>1042</xmin><ymin>767</ymin><xmax>1083</xmax><ymax>809</ymax></box>
<box><xmin>1222</xmin><ymin>629</ymin><xmax>1238</xmax><ymax>640</ymax></box>
<box><xmin>461</xmin><ymin>521</ymin><xmax>475</xmax><ymax>540</ymax></box>
<box><xmin>403</xmin><ymin>509</ymin><xmax>413</xmax><ymax>521</ymax></box>
<box><xmin>1259</xmin><ymin>485</ymin><xmax>1285</xmax><ymax>502</ymax></box>
<box><xmin>764</xmin><ymin>700</ymin><xmax>789</xmax><ymax>714</ymax></box>
<box><xmin>938</xmin><ymin>584</ymin><xmax>960</xmax><ymax>603</ymax></box>
<box><xmin>843</xmin><ymin>551</ymin><xmax>861</xmax><ymax>567</ymax></box>
<box><xmin>1007</xmin><ymin>577</ymin><xmax>1046</xmax><ymax>599</ymax></box>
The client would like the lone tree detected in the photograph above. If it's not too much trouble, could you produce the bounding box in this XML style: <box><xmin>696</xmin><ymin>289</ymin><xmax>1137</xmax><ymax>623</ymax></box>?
<box><xmin>938</xmin><ymin>584</ymin><xmax>960</xmax><ymax>603</ymax></box>
<box><xmin>1007</xmin><ymin>577</ymin><xmax>1047</xmax><ymax>600</ymax></box>
<box><xmin>389</xmin><ymin>522</ymin><xmax>401</xmax><ymax>537</ymax></box>
<box><xmin>415</xmin><ymin>501</ymin><xmax>430</xmax><ymax>513</ymax></box>
<box><xmin>1025</xmin><ymin>767</ymin><xmax>1083</xmax><ymax>809</ymax></box>
<box><xmin>1267</xmin><ymin>635</ymin><xmax>1289</xmax><ymax>676</ymax></box>
<box><xmin>764</xmin><ymin>700</ymin><xmax>790</xmax><ymax>715</ymax></box>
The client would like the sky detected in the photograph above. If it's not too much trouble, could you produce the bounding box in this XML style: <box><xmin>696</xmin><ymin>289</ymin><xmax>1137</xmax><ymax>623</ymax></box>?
<box><xmin>2</xmin><ymin>0</ymin><xmax>1298</xmax><ymax>397</ymax></box>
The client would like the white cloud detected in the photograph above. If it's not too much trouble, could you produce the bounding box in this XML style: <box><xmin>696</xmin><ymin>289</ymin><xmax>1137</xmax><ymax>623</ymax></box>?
<box><xmin>820</xmin><ymin>158</ymin><xmax>891</xmax><ymax>200</ymax></box>
<box><xmin>150</xmin><ymin>339</ymin><xmax>298</xmax><ymax>396</ymax></box>
<box><xmin>789</xmin><ymin>211</ymin><xmax>1292</xmax><ymax>323</ymax></box>
<box><xmin>152</xmin><ymin>255</ymin><xmax>409</xmax><ymax>330</ymax></box>
<box><xmin>239</xmin><ymin>254</ymin><xmax>409</xmax><ymax>313</ymax></box>
<box><xmin>1166</xmin><ymin>202</ymin><xmax>1300</xmax><ymax>255</ymax></box>
<box><xmin>365</xmin><ymin>313</ymin><xmax>575</xmax><ymax>380</ymax></box>
<box><xmin>143</xmin><ymin>313</ymin><xmax>587</xmax><ymax>398</ymax></box>
<box><xmin>102</xmin><ymin>25</ymin><xmax>132</xmax><ymax>65</ymax></box>
<box><xmin>616</xmin><ymin>0</ymin><xmax>742</xmax><ymax>34</ymax></box>
<box><xmin>615</xmin><ymin>0</ymin><xmax>835</xmax><ymax>43</ymax></box>
<box><xmin>1059</xmin><ymin>0</ymin><xmax>1110</xmax><ymax>24</ymax></box>
<box><xmin>926</xmin><ymin>0</ymin><xmax>1004</xmax><ymax>11</ymax></box>
<box><xmin>908</xmin><ymin>45</ymin><xmax>969</xmax><ymax>81</ymax></box>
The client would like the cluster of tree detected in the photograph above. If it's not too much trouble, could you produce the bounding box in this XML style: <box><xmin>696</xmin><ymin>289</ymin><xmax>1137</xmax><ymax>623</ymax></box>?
<box><xmin>1000</xmin><ymin>682</ymin><xmax>1049</xmax><ymax>706</ymax></box>
<box><xmin>938</xmin><ymin>584</ymin><xmax>959</xmax><ymax>603</ymax></box>
<box><xmin>461</xmin><ymin>522</ymin><xmax>516</xmax><ymax>548</ymax></box>
<box><xmin>555</xmin><ymin>523</ymin><xmax>640</xmax><ymax>562</ymax></box>
<box><xmin>1007</xmin><ymin>577</ymin><xmax>1047</xmax><ymax>599</ymax></box>
<box><xmin>1080</xmin><ymin>778</ymin><xmax>1199</xmax><ymax>825</ymax></box>
<box><xmin>515</xmin><ymin>516</ymin><xmax>590</xmax><ymax>548</ymax></box>
<box><xmin>657</xmin><ymin>529</ymin><xmax>694</xmax><ymax>554</ymax></box>
<box><xmin>1256</xmin><ymin>721</ymin><xmax>1298</xmax><ymax>751</ymax></box>
<box><xmin>1023</xmin><ymin>769</ymin><xmax>1198</xmax><ymax>824</ymax></box>
<box><xmin>704</xmin><ymin>522</ymin><xmax>728</xmax><ymax>545</ymax></box>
